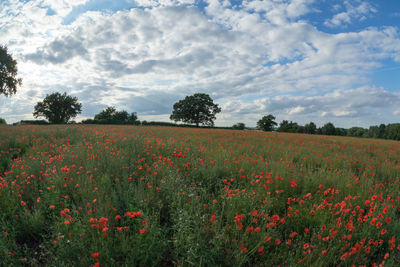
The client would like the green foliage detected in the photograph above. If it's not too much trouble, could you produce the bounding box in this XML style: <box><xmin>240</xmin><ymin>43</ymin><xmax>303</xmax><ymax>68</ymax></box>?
<box><xmin>384</xmin><ymin>123</ymin><xmax>400</xmax><ymax>140</ymax></box>
<box><xmin>0</xmin><ymin>45</ymin><xmax>22</xmax><ymax>97</ymax></box>
<box><xmin>0</xmin><ymin>118</ymin><xmax>6</xmax><ymax>125</ymax></box>
<box><xmin>320</xmin><ymin>122</ymin><xmax>336</xmax><ymax>135</ymax></box>
<box><xmin>33</xmin><ymin>92</ymin><xmax>82</xmax><ymax>124</ymax></box>
<box><xmin>304</xmin><ymin>122</ymin><xmax>317</xmax><ymax>134</ymax></box>
<box><xmin>257</xmin><ymin>115</ymin><xmax>277</xmax><ymax>131</ymax></box>
<box><xmin>232</xmin><ymin>122</ymin><xmax>245</xmax><ymax>130</ymax></box>
<box><xmin>347</xmin><ymin>127</ymin><xmax>367</xmax><ymax>137</ymax></box>
<box><xmin>277</xmin><ymin>120</ymin><xmax>300</xmax><ymax>133</ymax></box>
<box><xmin>170</xmin><ymin>93</ymin><xmax>221</xmax><ymax>127</ymax></box>
<box><xmin>86</xmin><ymin>106</ymin><xmax>139</xmax><ymax>125</ymax></box>
<box><xmin>335</xmin><ymin>127</ymin><xmax>347</xmax><ymax>136</ymax></box>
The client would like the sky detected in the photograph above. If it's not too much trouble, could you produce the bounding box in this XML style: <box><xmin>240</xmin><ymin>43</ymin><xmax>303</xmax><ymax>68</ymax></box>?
<box><xmin>0</xmin><ymin>0</ymin><xmax>399</xmax><ymax>128</ymax></box>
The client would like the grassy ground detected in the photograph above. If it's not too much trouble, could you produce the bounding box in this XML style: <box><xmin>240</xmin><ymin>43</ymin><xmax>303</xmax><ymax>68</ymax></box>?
<box><xmin>0</xmin><ymin>125</ymin><xmax>399</xmax><ymax>266</ymax></box>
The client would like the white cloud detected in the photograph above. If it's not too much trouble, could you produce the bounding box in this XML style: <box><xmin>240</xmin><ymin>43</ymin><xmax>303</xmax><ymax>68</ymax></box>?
<box><xmin>0</xmin><ymin>0</ymin><xmax>399</xmax><ymax>127</ymax></box>
<box><xmin>324</xmin><ymin>0</ymin><xmax>377</xmax><ymax>28</ymax></box>
<box><xmin>220</xmin><ymin>87</ymin><xmax>400</xmax><ymax>127</ymax></box>
<box><xmin>135</xmin><ymin>0</ymin><xmax>195</xmax><ymax>6</ymax></box>
<box><xmin>288</xmin><ymin>106</ymin><xmax>305</xmax><ymax>115</ymax></box>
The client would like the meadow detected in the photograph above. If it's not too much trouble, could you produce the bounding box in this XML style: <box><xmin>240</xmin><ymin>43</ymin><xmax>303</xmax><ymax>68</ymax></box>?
<box><xmin>0</xmin><ymin>125</ymin><xmax>399</xmax><ymax>266</ymax></box>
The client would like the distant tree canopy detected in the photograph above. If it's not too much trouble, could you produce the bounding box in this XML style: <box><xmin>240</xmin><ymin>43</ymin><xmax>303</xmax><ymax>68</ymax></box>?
<box><xmin>83</xmin><ymin>106</ymin><xmax>139</xmax><ymax>125</ymax></box>
<box><xmin>304</xmin><ymin>122</ymin><xmax>317</xmax><ymax>134</ymax></box>
<box><xmin>385</xmin><ymin>123</ymin><xmax>400</xmax><ymax>140</ymax></box>
<box><xmin>257</xmin><ymin>115</ymin><xmax>277</xmax><ymax>131</ymax></box>
<box><xmin>33</xmin><ymin>92</ymin><xmax>82</xmax><ymax>124</ymax></box>
<box><xmin>0</xmin><ymin>118</ymin><xmax>6</xmax><ymax>125</ymax></box>
<box><xmin>0</xmin><ymin>45</ymin><xmax>22</xmax><ymax>97</ymax></box>
<box><xmin>170</xmin><ymin>93</ymin><xmax>221</xmax><ymax>127</ymax></box>
<box><xmin>252</xmin><ymin>116</ymin><xmax>400</xmax><ymax>141</ymax></box>
<box><xmin>277</xmin><ymin>120</ymin><xmax>301</xmax><ymax>133</ymax></box>
<box><xmin>232</xmin><ymin>122</ymin><xmax>245</xmax><ymax>130</ymax></box>
<box><xmin>321</xmin><ymin>122</ymin><xmax>336</xmax><ymax>136</ymax></box>
<box><xmin>347</xmin><ymin>127</ymin><xmax>367</xmax><ymax>137</ymax></box>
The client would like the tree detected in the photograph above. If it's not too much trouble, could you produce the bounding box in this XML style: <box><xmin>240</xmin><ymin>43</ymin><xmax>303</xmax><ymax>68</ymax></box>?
<box><xmin>33</xmin><ymin>92</ymin><xmax>82</xmax><ymax>124</ymax></box>
<box><xmin>257</xmin><ymin>115</ymin><xmax>277</xmax><ymax>131</ymax></box>
<box><xmin>127</xmin><ymin>112</ymin><xmax>139</xmax><ymax>125</ymax></box>
<box><xmin>304</xmin><ymin>122</ymin><xmax>317</xmax><ymax>134</ymax></box>
<box><xmin>335</xmin><ymin>127</ymin><xmax>347</xmax><ymax>136</ymax></box>
<box><xmin>347</xmin><ymin>127</ymin><xmax>367</xmax><ymax>137</ymax></box>
<box><xmin>384</xmin><ymin>123</ymin><xmax>400</xmax><ymax>140</ymax></box>
<box><xmin>93</xmin><ymin>106</ymin><xmax>139</xmax><ymax>124</ymax></box>
<box><xmin>321</xmin><ymin>122</ymin><xmax>336</xmax><ymax>135</ymax></box>
<box><xmin>94</xmin><ymin>106</ymin><xmax>117</xmax><ymax>122</ymax></box>
<box><xmin>232</xmin><ymin>122</ymin><xmax>245</xmax><ymax>130</ymax></box>
<box><xmin>378</xmin><ymin>124</ymin><xmax>386</xmax><ymax>139</ymax></box>
<box><xmin>0</xmin><ymin>45</ymin><xmax>22</xmax><ymax>97</ymax></box>
<box><xmin>0</xmin><ymin>118</ymin><xmax>6</xmax><ymax>125</ymax></box>
<box><xmin>170</xmin><ymin>93</ymin><xmax>221</xmax><ymax>127</ymax></box>
<box><xmin>112</xmin><ymin>110</ymin><xmax>129</xmax><ymax>124</ymax></box>
<box><xmin>277</xmin><ymin>120</ymin><xmax>300</xmax><ymax>133</ymax></box>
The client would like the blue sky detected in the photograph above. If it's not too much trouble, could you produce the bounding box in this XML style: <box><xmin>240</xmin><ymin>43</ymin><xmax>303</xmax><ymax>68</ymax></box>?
<box><xmin>0</xmin><ymin>0</ymin><xmax>399</xmax><ymax>127</ymax></box>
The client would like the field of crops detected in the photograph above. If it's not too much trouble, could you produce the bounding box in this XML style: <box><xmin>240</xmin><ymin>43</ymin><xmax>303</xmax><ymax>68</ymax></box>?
<box><xmin>0</xmin><ymin>125</ymin><xmax>399</xmax><ymax>266</ymax></box>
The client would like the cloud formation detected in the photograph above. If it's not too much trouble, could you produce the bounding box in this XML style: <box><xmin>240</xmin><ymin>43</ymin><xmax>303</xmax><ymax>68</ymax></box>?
<box><xmin>0</xmin><ymin>0</ymin><xmax>399</xmax><ymax>128</ymax></box>
<box><xmin>324</xmin><ymin>1</ymin><xmax>377</xmax><ymax>28</ymax></box>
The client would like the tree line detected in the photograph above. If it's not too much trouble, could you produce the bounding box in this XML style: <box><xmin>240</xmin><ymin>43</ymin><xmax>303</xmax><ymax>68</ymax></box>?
<box><xmin>1</xmin><ymin>45</ymin><xmax>399</xmax><ymax>141</ymax></box>
<box><xmin>255</xmin><ymin>115</ymin><xmax>400</xmax><ymax>141</ymax></box>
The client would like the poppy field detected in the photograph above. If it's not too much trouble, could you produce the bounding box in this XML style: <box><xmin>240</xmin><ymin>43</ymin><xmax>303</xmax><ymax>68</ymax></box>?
<box><xmin>0</xmin><ymin>125</ymin><xmax>400</xmax><ymax>266</ymax></box>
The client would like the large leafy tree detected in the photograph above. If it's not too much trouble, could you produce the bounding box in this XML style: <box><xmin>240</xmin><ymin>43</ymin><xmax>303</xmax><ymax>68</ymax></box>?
<box><xmin>257</xmin><ymin>115</ymin><xmax>277</xmax><ymax>131</ymax></box>
<box><xmin>232</xmin><ymin>122</ymin><xmax>245</xmax><ymax>130</ymax></box>
<box><xmin>33</xmin><ymin>92</ymin><xmax>82</xmax><ymax>124</ymax></box>
<box><xmin>93</xmin><ymin>106</ymin><xmax>139</xmax><ymax>124</ymax></box>
<box><xmin>321</xmin><ymin>122</ymin><xmax>336</xmax><ymax>136</ymax></box>
<box><xmin>0</xmin><ymin>45</ymin><xmax>22</xmax><ymax>97</ymax></box>
<box><xmin>94</xmin><ymin>106</ymin><xmax>117</xmax><ymax>122</ymax></box>
<box><xmin>277</xmin><ymin>120</ymin><xmax>300</xmax><ymax>133</ymax></box>
<box><xmin>170</xmin><ymin>93</ymin><xmax>221</xmax><ymax>127</ymax></box>
<box><xmin>304</xmin><ymin>122</ymin><xmax>317</xmax><ymax>134</ymax></box>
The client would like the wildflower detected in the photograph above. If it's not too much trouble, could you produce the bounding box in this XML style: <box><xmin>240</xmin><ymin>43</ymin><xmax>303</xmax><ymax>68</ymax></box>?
<box><xmin>271</xmin><ymin>214</ymin><xmax>280</xmax><ymax>222</ymax></box>
<box><xmin>210</xmin><ymin>215</ymin><xmax>216</xmax><ymax>223</ymax></box>
<box><xmin>289</xmin><ymin>232</ymin><xmax>297</xmax><ymax>238</ymax></box>
<box><xmin>92</xmin><ymin>252</ymin><xmax>99</xmax><ymax>259</ymax></box>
